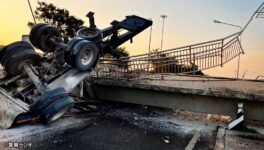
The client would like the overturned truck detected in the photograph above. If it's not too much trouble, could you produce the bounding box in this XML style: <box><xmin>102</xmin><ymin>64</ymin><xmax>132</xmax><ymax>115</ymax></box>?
<box><xmin>0</xmin><ymin>12</ymin><xmax>152</xmax><ymax>129</ymax></box>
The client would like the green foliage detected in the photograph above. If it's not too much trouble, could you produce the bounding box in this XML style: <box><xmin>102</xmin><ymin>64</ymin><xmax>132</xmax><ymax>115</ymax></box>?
<box><xmin>101</xmin><ymin>47</ymin><xmax>130</xmax><ymax>69</ymax></box>
<box><xmin>28</xmin><ymin>1</ymin><xmax>84</xmax><ymax>42</ymax></box>
<box><xmin>115</xmin><ymin>47</ymin><xmax>130</xmax><ymax>58</ymax></box>
<box><xmin>103</xmin><ymin>47</ymin><xmax>130</xmax><ymax>59</ymax></box>
<box><xmin>115</xmin><ymin>47</ymin><xmax>130</xmax><ymax>69</ymax></box>
<box><xmin>0</xmin><ymin>45</ymin><xmax>5</xmax><ymax>52</ymax></box>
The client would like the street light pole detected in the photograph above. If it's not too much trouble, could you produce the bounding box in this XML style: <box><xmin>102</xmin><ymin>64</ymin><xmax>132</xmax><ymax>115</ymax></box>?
<box><xmin>213</xmin><ymin>20</ymin><xmax>243</xmax><ymax>30</ymax></box>
<box><xmin>213</xmin><ymin>20</ymin><xmax>242</xmax><ymax>79</ymax></box>
<box><xmin>160</xmin><ymin>15</ymin><xmax>167</xmax><ymax>79</ymax></box>
<box><xmin>161</xmin><ymin>15</ymin><xmax>167</xmax><ymax>53</ymax></box>
<box><xmin>147</xmin><ymin>18</ymin><xmax>153</xmax><ymax>72</ymax></box>
<box><xmin>148</xmin><ymin>18</ymin><xmax>153</xmax><ymax>54</ymax></box>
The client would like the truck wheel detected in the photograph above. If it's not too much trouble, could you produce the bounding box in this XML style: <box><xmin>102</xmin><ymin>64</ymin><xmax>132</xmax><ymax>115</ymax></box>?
<box><xmin>40</xmin><ymin>96</ymin><xmax>74</xmax><ymax>125</ymax></box>
<box><xmin>29</xmin><ymin>23</ymin><xmax>62</xmax><ymax>52</ymax></box>
<box><xmin>0</xmin><ymin>42</ymin><xmax>41</xmax><ymax>76</ymax></box>
<box><xmin>31</xmin><ymin>88</ymin><xmax>68</xmax><ymax>114</ymax></box>
<box><xmin>29</xmin><ymin>23</ymin><xmax>46</xmax><ymax>49</ymax></box>
<box><xmin>0</xmin><ymin>41</ymin><xmax>32</xmax><ymax>64</ymax></box>
<box><xmin>65</xmin><ymin>37</ymin><xmax>85</xmax><ymax>66</ymax></box>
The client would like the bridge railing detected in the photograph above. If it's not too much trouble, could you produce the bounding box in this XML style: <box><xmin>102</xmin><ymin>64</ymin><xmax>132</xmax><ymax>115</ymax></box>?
<box><xmin>93</xmin><ymin>32</ymin><xmax>244</xmax><ymax>79</ymax></box>
<box><xmin>256</xmin><ymin>4</ymin><xmax>264</xmax><ymax>18</ymax></box>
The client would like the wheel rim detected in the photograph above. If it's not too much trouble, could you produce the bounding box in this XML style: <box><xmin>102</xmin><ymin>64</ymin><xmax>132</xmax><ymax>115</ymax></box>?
<box><xmin>80</xmin><ymin>48</ymin><xmax>94</xmax><ymax>66</ymax></box>
<box><xmin>50</xmin><ymin>104</ymin><xmax>72</xmax><ymax>122</ymax></box>
<box><xmin>65</xmin><ymin>37</ymin><xmax>85</xmax><ymax>66</ymax></box>
<box><xmin>77</xmin><ymin>28</ymin><xmax>101</xmax><ymax>41</ymax></box>
<box><xmin>29</xmin><ymin>23</ymin><xmax>62</xmax><ymax>52</ymax></box>
<box><xmin>31</xmin><ymin>87</ymin><xmax>67</xmax><ymax>114</ymax></box>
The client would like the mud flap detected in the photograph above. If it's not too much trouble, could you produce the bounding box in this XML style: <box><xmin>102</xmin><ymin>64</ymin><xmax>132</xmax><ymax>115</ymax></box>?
<box><xmin>0</xmin><ymin>87</ymin><xmax>30</xmax><ymax>129</ymax></box>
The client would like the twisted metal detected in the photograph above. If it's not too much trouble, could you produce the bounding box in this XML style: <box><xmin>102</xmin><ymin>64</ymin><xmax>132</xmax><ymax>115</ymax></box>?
<box><xmin>1</xmin><ymin>2</ymin><xmax>263</xmax><ymax>81</ymax></box>
<box><xmin>94</xmin><ymin>32</ymin><xmax>244</xmax><ymax>79</ymax></box>
<box><xmin>93</xmin><ymin>2</ymin><xmax>264</xmax><ymax>80</ymax></box>
<box><xmin>256</xmin><ymin>4</ymin><xmax>264</xmax><ymax>18</ymax></box>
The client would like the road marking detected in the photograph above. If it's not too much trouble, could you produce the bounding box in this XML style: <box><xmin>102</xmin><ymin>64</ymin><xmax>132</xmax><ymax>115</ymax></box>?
<box><xmin>185</xmin><ymin>132</ymin><xmax>201</xmax><ymax>150</ymax></box>
<box><xmin>214</xmin><ymin>128</ymin><xmax>225</xmax><ymax>150</ymax></box>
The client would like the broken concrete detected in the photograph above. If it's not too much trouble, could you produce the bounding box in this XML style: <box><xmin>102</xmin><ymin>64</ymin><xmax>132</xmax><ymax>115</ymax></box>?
<box><xmin>88</xmin><ymin>75</ymin><xmax>264</xmax><ymax>121</ymax></box>
<box><xmin>90</xmin><ymin>75</ymin><xmax>264</xmax><ymax>101</ymax></box>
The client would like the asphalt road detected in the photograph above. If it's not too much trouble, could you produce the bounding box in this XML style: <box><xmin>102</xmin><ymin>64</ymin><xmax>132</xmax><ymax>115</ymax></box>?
<box><xmin>1</xmin><ymin>103</ymin><xmax>264</xmax><ymax>150</ymax></box>
<box><xmin>1</xmin><ymin>104</ymin><xmax>218</xmax><ymax>150</ymax></box>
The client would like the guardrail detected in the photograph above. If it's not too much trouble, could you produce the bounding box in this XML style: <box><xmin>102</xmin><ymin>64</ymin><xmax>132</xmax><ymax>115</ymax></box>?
<box><xmin>94</xmin><ymin>2</ymin><xmax>264</xmax><ymax>80</ymax></box>
<box><xmin>94</xmin><ymin>32</ymin><xmax>244</xmax><ymax>79</ymax></box>
<box><xmin>257</xmin><ymin>4</ymin><xmax>264</xmax><ymax>18</ymax></box>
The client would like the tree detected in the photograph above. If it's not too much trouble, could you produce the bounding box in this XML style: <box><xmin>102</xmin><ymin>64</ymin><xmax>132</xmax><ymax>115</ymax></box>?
<box><xmin>0</xmin><ymin>45</ymin><xmax>4</xmax><ymax>51</ymax></box>
<box><xmin>149</xmin><ymin>48</ymin><xmax>203</xmax><ymax>75</ymax></box>
<box><xmin>0</xmin><ymin>45</ymin><xmax>5</xmax><ymax>54</ymax></box>
<box><xmin>115</xmin><ymin>47</ymin><xmax>130</xmax><ymax>58</ymax></box>
<box><xmin>115</xmin><ymin>47</ymin><xmax>129</xmax><ymax>69</ymax></box>
<box><xmin>103</xmin><ymin>47</ymin><xmax>130</xmax><ymax>69</ymax></box>
<box><xmin>103</xmin><ymin>47</ymin><xmax>130</xmax><ymax>59</ymax></box>
<box><xmin>28</xmin><ymin>1</ymin><xmax>84</xmax><ymax>42</ymax></box>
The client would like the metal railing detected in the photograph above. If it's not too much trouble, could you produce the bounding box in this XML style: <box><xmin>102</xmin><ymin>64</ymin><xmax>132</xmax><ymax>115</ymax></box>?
<box><xmin>93</xmin><ymin>2</ymin><xmax>264</xmax><ymax>80</ymax></box>
<box><xmin>93</xmin><ymin>32</ymin><xmax>244</xmax><ymax>79</ymax></box>
<box><xmin>256</xmin><ymin>4</ymin><xmax>264</xmax><ymax>18</ymax></box>
<box><xmin>1</xmin><ymin>2</ymin><xmax>263</xmax><ymax>81</ymax></box>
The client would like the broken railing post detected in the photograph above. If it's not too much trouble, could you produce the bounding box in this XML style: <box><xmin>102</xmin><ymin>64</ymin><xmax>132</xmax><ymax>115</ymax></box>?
<box><xmin>161</xmin><ymin>56</ymin><xmax>164</xmax><ymax>80</ymax></box>
<box><xmin>189</xmin><ymin>46</ymin><xmax>192</xmax><ymax>64</ymax></box>
<box><xmin>192</xmin><ymin>54</ymin><xmax>196</xmax><ymax>75</ymax></box>
<box><xmin>221</xmin><ymin>39</ymin><xmax>224</xmax><ymax>67</ymax></box>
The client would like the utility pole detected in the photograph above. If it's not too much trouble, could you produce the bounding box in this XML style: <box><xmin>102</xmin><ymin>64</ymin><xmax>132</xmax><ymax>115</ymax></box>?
<box><xmin>27</xmin><ymin>0</ymin><xmax>36</xmax><ymax>24</ymax></box>
<box><xmin>148</xmin><ymin>19</ymin><xmax>153</xmax><ymax>72</ymax></box>
<box><xmin>213</xmin><ymin>20</ymin><xmax>242</xmax><ymax>79</ymax></box>
<box><xmin>148</xmin><ymin>18</ymin><xmax>153</xmax><ymax>54</ymax></box>
<box><xmin>160</xmin><ymin>15</ymin><xmax>167</xmax><ymax>80</ymax></box>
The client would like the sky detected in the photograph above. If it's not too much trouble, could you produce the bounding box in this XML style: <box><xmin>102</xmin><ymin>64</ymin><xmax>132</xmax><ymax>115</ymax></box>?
<box><xmin>0</xmin><ymin>0</ymin><xmax>263</xmax><ymax>79</ymax></box>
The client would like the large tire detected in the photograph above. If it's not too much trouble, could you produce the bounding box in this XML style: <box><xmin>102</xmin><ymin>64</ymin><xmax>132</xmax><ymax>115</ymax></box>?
<box><xmin>77</xmin><ymin>28</ymin><xmax>102</xmax><ymax>41</ymax></box>
<box><xmin>0</xmin><ymin>41</ymin><xmax>41</xmax><ymax>76</ymax></box>
<box><xmin>40</xmin><ymin>96</ymin><xmax>74</xmax><ymax>125</ymax></box>
<box><xmin>4</xmin><ymin>49</ymin><xmax>41</xmax><ymax>76</ymax></box>
<box><xmin>31</xmin><ymin>88</ymin><xmax>68</xmax><ymax>114</ymax></box>
<box><xmin>70</xmin><ymin>40</ymin><xmax>99</xmax><ymax>71</ymax></box>
<box><xmin>0</xmin><ymin>41</ymin><xmax>32</xmax><ymax>64</ymax></box>
<box><xmin>29</xmin><ymin>23</ymin><xmax>46</xmax><ymax>49</ymax></box>
<box><xmin>65</xmin><ymin>37</ymin><xmax>85</xmax><ymax>66</ymax></box>
<box><xmin>29</xmin><ymin>24</ymin><xmax>62</xmax><ymax>52</ymax></box>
